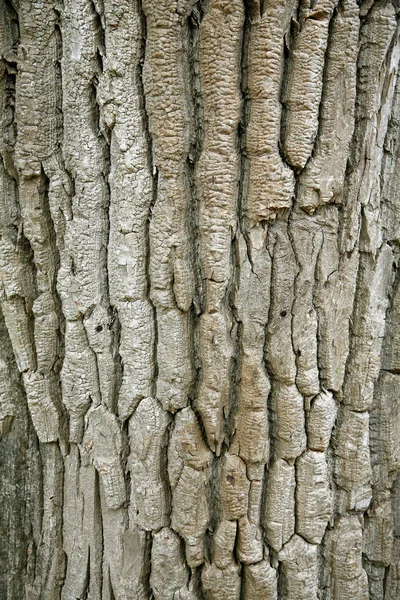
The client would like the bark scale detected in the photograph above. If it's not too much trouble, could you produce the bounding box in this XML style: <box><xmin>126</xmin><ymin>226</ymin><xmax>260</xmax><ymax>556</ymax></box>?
<box><xmin>1</xmin><ymin>0</ymin><xmax>400</xmax><ymax>598</ymax></box>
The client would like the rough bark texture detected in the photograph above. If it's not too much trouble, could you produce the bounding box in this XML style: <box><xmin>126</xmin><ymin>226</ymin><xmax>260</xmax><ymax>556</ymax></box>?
<box><xmin>1</xmin><ymin>0</ymin><xmax>400</xmax><ymax>598</ymax></box>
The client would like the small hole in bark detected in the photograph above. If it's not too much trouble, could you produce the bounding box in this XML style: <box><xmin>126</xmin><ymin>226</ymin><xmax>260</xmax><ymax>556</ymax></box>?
<box><xmin>226</xmin><ymin>475</ymin><xmax>235</xmax><ymax>486</ymax></box>
<box><xmin>280</xmin><ymin>310</ymin><xmax>287</xmax><ymax>317</ymax></box>
<box><xmin>96</xmin><ymin>325</ymin><xmax>103</xmax><ymax>332</ymax></box>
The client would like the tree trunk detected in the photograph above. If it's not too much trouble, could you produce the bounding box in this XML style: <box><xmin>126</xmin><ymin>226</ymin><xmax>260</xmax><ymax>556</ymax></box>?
<box><xmin>1</xmin><ymin>0</ymin><xmax>400</xmax><ymax>598</ymax></box>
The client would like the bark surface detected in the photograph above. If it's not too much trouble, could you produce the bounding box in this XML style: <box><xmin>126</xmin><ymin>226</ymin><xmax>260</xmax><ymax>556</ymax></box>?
<box><xmin>1</xmin><ymin>0</ymin><xmax>400</xmax><ymax>598</ymax></box>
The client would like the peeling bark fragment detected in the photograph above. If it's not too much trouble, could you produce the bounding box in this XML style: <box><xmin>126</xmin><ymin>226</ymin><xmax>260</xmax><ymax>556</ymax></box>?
<box><xmin>237</xmin><ymin>516</ymin><xmax>263</xmax><ymax>564</ymax></box>
<box><xmin>171</xmin><ymin>466</ymin><xmax>209</xmax><ymax>567</ymax></box>
<box><xmin>117</xmin><ymin>300</ymin><xmax>155</xmax><ymax>419</ymax></box>
<box><xmin>1</xmin><ymin>297</ymin><xmax>36</xmax><ymax>372</ymax></box>
<box><xmin>307</xmin><ymin>389</ymin><xmax>337</xmax><ymax>451</ymax></box>
<box><xmin>213</xmin><ymin>519</ymin><xmax>237</xmax><ymax>569</ymax></box>
<box><xmin>243</xmin><ymin>558</ymin><xmax>278</xmax><ymax>600</ymax></box>
<box><xmin>59</xmin><ymin>0</ymin><xmax>112</xmax><ymax>317</ymax></box>
<box><xmin>297</xmin><ymin>0</ymin><xmax>359</xmax><ymax>211</ymax></box>
<box><xmin>314</xmin><ymin>227</ymin><xmax>358</xmax><ymax>391</ymax></box>
<box><xmin>341</xmin><ymin>2</ymin><xmax>398</xmax><ymax>253</ymax></box>
<box><xmin>324</xmin><ymin>515</ymin><xmax>369</xmax><ymax>600</ymax></box>
<box><xmin>282</xmin><ymin>0</ymin><xmax>338</xmax><ymax>171</ymax></box>
<box><xmin>196</xmin><ymin>0</ymin><xmax>244</xmax><ymax>453</ymax></box>
<box><xmin>343</xmin><ymin>247</ymin><xmax>393</xmax><ymax>411</ymax></box>
<box><xmin>197</xmin><ymin>311</ymin><xmax>235</xmax><ymax>453</ymax></box>
<box><xmin>119</xmin><ymin>528</ymin><xmax>150</xmax><ymax>600</ymax></box>
<box><xmin>370</xmin><ymin>372</ymin><xmax>400</xmax><ymax>481</ymax></box>
<box><xmin>142</xmin><ymin>0</ymin><xmax>196</xmax><ymax>426</ymax></box>
<box><xmin>62</xmin><ymin>319</ymin><xmax>100</xmax><ymax>442</ymax></box>
<box><xmin>270</xmin><ymin>382</ymin><xmax>306</xmax><ymax>460</ymax></box>
<box><xmin>156</xmin><ymin>307</ymin><xmax>193</xmax><ymax>412</ymax></box>
<box><xmin>83</xmin><ymin>305</ymin><xmax>116</xmax><ymax>410</ymax></box>
<box><xmin>23</xmin><ymin>371</ymin><xmax>62</xmax><ymax>444</ymax></box>
<box><xmin>150</xmin><ymin>528</ymin><xmax>191</xmax><ymax>600</ymax></box>
<box><xmin>169</xmin><ymin>408</ymin><xmax>210</xmax><ymax>565</ymax></box>
<box><xmin>237</xmin><ymin>477</ymin><xmax>264</xmax><ymax>563</ymax></box>
<box><xmin>386</xmin><ymin>539</ymin><xmax>400</xmax><ymax>600</ymax></box>
<box><xmin>128</xmin><ymin>397</ymin><xmax>171</xmax><ymax>530</ymax></box>
<box><xmin>296</xmin><ymin>450</ymin><xmax>332</xmax><ymax>543</ymax></box>
<box><xmin>382</xmin><ymin>280</ymin><xmax>400</xmax><ymax>373</ymax></box>
<box><xmin>245</xmin><ymin>0</ymin><xmax>296</xmax><ymax>223</ymax></box>
<box><xmin>168</xmin><ymin>406</ymin><xmax>212</xmax><ymax>486</ymax></box>
<box><xmin>334</xmin><ymin>408</ymin><xmax>372</xmax><ymax>510</ymax></box>
<box><xmin>202</xmin><ymin>560</ymin><xmax>241</xmax><ymax>600</ymax></box>
<box><xmin>220</xmin><ymin>453</ymin><xmax>249</xmax><ymax>521</ymax></box>
<box><xmin>32</xmin><ymin>292</ymin><xmax>59</xmax><ymax>374</ymax></box>
<box><xmin>364</xmin><ymin>495</ymin><xmax>393</xmax><ymax>566</ymax></box>
<box><xmin>263</xmin><ymin>458</ymin><xmax>295</xmax><ymax>551</ymax></box>
<box><xmin>231</xmin><ymin>349</ymin><xmax>270</xmax><ymax>466</ymax></box>
<box><xmin>278</xmin><ymin>535</ymin><xmax>318</xmax><ymax>600</ymax></box>
<box><xmin>100</xmin><ymin>0</ymin><xmax>155</xmax><ymax>419</ymax></box>
<box><xmin>31</xmin><ymin>443</ymin><xmax>66</xmax><ymax>600</ymax></box>
<box><xmin>364</xmin><ymin>561</ymin><xmax>386</xmax><ymax>600</ymax></box>
<box><xmin>82</xmin><ymin>405</ymin><xmax>126</xmax><ymax>510</ymax></box>
<box><xmin>232</xmin><ymin>233</ymin><xmax>271</xmax><ymax>467</ymax></box>
<box><xmin>290</xmin><ymin>210</ymin><xmax>323</xmax><ymax>396</ymax></box>
<box><xmin>381</xmin><ymin>73</ymin><xmax>400</xmax><ymax>244</ymax></box>
<box><xmin>62</xmin><ymin>448</ymin><xmax>102</xmax><ymax>600</ymax></box>
<box><xmin>265</xmin><ymin>222</ymin><xmax>297</xmax><ymax>383</ymax></box>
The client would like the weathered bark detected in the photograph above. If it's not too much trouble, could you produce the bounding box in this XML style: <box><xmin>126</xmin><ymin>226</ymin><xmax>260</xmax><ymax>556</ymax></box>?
<box><xmin>1</xmin><ymin>0</ymin><xmax>400</xmax><ymax>598</ymax></box>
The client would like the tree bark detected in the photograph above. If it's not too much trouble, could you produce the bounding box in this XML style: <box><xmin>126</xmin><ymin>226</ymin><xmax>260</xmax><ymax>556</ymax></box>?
<box><xmin>1</xmin><ymin>0</ymin><xmax>400</xmax><ymax>598</ymax></box>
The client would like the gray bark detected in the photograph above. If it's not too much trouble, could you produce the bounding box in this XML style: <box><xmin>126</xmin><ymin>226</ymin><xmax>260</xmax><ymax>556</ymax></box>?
<box><xmin>0</xmin><ymin>0</ymin><xmax>400</xmax><ymax>598</ymax></box>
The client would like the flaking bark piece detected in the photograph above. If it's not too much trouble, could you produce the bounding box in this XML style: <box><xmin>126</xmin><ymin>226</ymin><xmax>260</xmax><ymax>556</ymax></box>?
<box><xmin>237</xmin><ymin>516</ymin><xmax>263</xmax><ymax>564</ymax></box>
<box><xmin>270</xmin><ymin>382</ymin><xmax>306</xmax><ymax>460</ymax></box>
<box><xmin>220</xmin><ymin>453</ymin><xmax>250</xmax><ymax>521</ymax></box>
<box><xmin>197</xmin><ymin>311</ymin><xmax>235</xmax><ymax>453</ymax></box>
<box><xmin>295</xmin><ymin>450</ymin><xmax>333</xmax><ymax>543</ymax></box>
<box><xmin>171</xmin><ymin>466</ymin><xmax>209</xmax><ymax>567</ymax></box>
<box><xmin>263</xmin><ymin>458</ymin><xmax>295</xmax><ymax>551</ymax></box>
<box><xmin>128</xmin><ymin>397</ymin><xmax>171</xmax><ymax>530</ymax></box>
<box><xmin>307</xmin><ymin>389</ymin><xmax>337</xmax><ymax>451</ymax></box>
<box><xmin>282</xmin><ymin>0</ymin><xmax>337</xmax><ymax>171</ymax></box>
<box><xmin>120</xmin><ymin>528</ymin><xmax>150</xmax><ymax>600</ymax></box>
<box><xmin>324</xmin><ymin>515</ymin><xmax>369</xmax><ymax>600</ymax></box>
<box><xmin>232</xmin><ymin>349</ymin><xmax>270</xmax><ymax>466</ymax></box>
<box><xmin>202</xmin><ymin>560</ymin><xmax>241</xmax><ymax>600</ymax></box>
<box><xmin>278</xmin><ymin>535</ymin><xmax>319</xmax><ymax>600</ymax></box>
<box><xmin>364</xmin><ymin>495</ymin><xmax>393</xmax><ymax>567</ymax></box>
<box><xmin>62</xmin><ymin>318</ymin><xmax>101</xmax><ymax>442</ymax></box>
<box><xmin>213</xmin><ymin>519</ymin><xmax>237</xmax><ymax>569</ymax></box>
<box><xmin>168</xmin><ymin>406</ymin><xmax>212</xmax><ymax>487</ymax></box>
<box><xmin>23</xmin><ymin>371</ymin><xmax>61</xmax><ymax>443</ymax></box>
<box><xmin>334</xmin><ymin>407</ymin><xmax>372</xmax><ymax>509</ymax></box>
<box><xmin>82</xmin><ymin>405</ymin><xmax>126</xmax><ymax>510</ymax></box>
<box><xmin>150</xmin><ymin>528</ymin><xmax>191</xmax><ymax>600</ymax></box>
<box><xmin>243</xmin><ymin>559</ymin><xmax>278</xmax><ymax>600</ymax></box>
